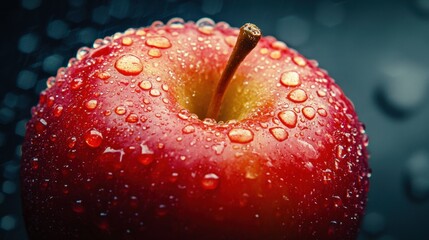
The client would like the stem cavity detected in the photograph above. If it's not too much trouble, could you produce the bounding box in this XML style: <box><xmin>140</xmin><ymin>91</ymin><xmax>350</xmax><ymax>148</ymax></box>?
<box><xmin>206</xmin><ymin>23</ymin><xmax>261</xmax><ymax>120</ymax></box>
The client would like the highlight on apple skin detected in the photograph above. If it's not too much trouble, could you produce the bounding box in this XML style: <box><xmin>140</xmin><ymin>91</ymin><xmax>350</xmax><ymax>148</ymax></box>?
<box><xmin>21</xmin><ymin>17</ymin><xmax>370</xmax><ymax>240</ymax></box>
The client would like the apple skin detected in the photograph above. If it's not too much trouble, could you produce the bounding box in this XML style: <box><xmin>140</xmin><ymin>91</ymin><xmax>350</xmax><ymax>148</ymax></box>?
<box><xmin>21</xmin><ymin>18</ymin><xmax>370</xmax><ymax>240</ymax></box>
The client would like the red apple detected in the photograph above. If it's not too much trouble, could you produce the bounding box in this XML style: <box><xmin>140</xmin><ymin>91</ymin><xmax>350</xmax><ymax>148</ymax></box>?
<box><xmin>21</xmin><ymin>18</ymin><xmax>370</xmax><ymax>239</ymax></box>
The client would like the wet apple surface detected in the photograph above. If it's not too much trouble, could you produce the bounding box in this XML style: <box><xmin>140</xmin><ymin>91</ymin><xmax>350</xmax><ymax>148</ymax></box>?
<box><xmin>21</xmin><ymin>18</ymin><xmax>369</xmax><ymax>239</ymax></box>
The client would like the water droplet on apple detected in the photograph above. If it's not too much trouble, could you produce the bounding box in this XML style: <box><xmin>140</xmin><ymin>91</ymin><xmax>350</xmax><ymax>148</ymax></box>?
<box><xmin>244</xmin><ymin>160</ymin><xmax>261</xmax><ymax>179</ymax></box>
<box><xmin>138</xmin><ymin>143</ymin><xmax>154</xmax><ymax>165</ymax></box>
<box><xmin>178</xmin><ymin>111</ymin><xmax>190</xmax><ymax>120</ymax></box>
<box><xmin>47</xmin><ymin>96</ymin><xmax>55</xmax><ymax>107</ymax></box>
<box><xmin>293</xmin><ymin>56</ymin><xmax>307</xmax><ymax>66</ymax></box>
<box><xmin>328</xmin><ymin>221</ymin><xmax>338</xmax><ymax>236</ymax></box>
<box><xmin>149</xmin><ymin>89</ymin><xmax>161</xmax><ymax>97</ymax></box>
<box><xmin>115</xmin><ymin>106</ymin><xmax>127</xmax><ymax>115</ymax></box>
<box><xmin>93</xmin><ymin>37</ymin><xmax>112</xmax><ymax>49</ymax></box>
<box><xmin>85</xmin><ymin>99</ymin><xmax>98</xmax><ymax>110</ymax></box>
<box><xmin>96</xmin><ymin>71</ymin><xmax>111</xmax><ymax>80</ymax></box>
<box><xmin>76</xmin><ymin>47</ymin><xmax>90</xmax><ymax>60</ymax></box>
<box><xmin>304</xmin><ymin>161</ymin><xmax>314</xmax><ymax>171</ymax></box>
<box><xmin>260</xmin><ymin>48</ymin><xmax>269</xmax><ymax>55</ymax></box>
<box><xmin>270</xmin><ymin>50</ymin><xmax>282</xmax><ymax>59</ymax></box>
<box><xmin>280</xmin><ymin>71</ymin><xmax>301</xmax><ymax>87</ymax></box>
<box><xmin>322</xmin><ymin>169</ymin><xmax>333</xmax><ymax>184</ymax></box>
<box><xmin>278</xmin><ymin>110</ymin><xmax>297</xmax><ymax>128</ymax></box>
<box><xmin>404</xmin><ymin>151</ymin><xmax>429</xmax><ymax>202</ymax></box>
<box><xmin>296</xmin><ymin>140</ymin><xmax>319</xmax><ymax>160</ymax></box>
<box><xmin>224</xmin><ymin>36</ymin><xmax>236</xmax><ymax>47</ymax></box>
<box><xmin>84</xmin><ymin>129</ymin><xmax>103</xmax><ymax>148</ymax></box>
<box><xmin>288</xmin><ymin>89</ymin><xmax>308</xmax><ymax>103</ymax></box>
<box><xmin>202</xmin><ymin>118</ymin><xmax>216</xmax><ymax>126</ymax></box>
<box><xmin>62</xmin><ymin>184</ymin><xmax>69</xmax><ymax>194</ymax></box>
<box><xmin>269</xmin><ymin>127</ymin><xmax>288</xmax><ymax>141</ymax></box>
<box><xmin>145</xmin><ymin>37</ymin><xmax>172</xmax><ymax>49</ymax></box>
<box><xmin>72</xmin><ymin>200</ymin><xmax>85</xmax><ymax>214</ymax></box>
<box><xmin>201</xmin><ymin>173</ymin><xmax>219</xmax><ymax>190</ymax></box>
<box><xmin>302</xmin><ymin>106</ymin><xmax>316</xmax><ymax>120</ymax></box>
<box><xmin>151</xmin><ymin>20</ymin><xmax>164</xmax><ymax>28</ymax></box>
<box><xmin>31</xmin><ymin>157</ymin><xmax>39</xmax><ymax>170</ymax></box>
<box><xmin>156</xmin><ymin>204</ymin><xmax>168</xmax><ymax>217</ymax></box>
<box><xmin>147</xmin><ymin>48</ymin><xmax>162</xmax><ymax>58</ymax></box>
<box><xmin>67</xmin><ymin>58</ymin><xmax>78</xmax><ymax>67</ymax></box>
<box><xmin>362</xmin><ymin>134</ymin><xmax>369</xmax><ymax>147</ymax></box>
<box><xmin>129</xmin><ymin>195</ymin><xmax>139</xmax><ymax>208</ymax></box>
<box><xmin>35</xmin><ymin>118</ymin><xmax>48</xmax><ymax>133</ymax></box>
<box><xmin>272</xmin><ymin>41</ymin><xmax>288</xmax><ymax>50</ymax></box>
<box><xmin>196</xmin><ymin>17</ymin><xmax>215</xmax><ymax>35</ymax></box>
<box><xmin>70</xmin><ymin>78</ymin><xmax>84</xmax><ymax>90</ymax></box>
<box><xmin>50</xmin><ymin>134</ymin><xmax>57</xmax><ymax>142</ymax></box>
<box><xmin>317</xmin><ymin>108</ymin><xmax>328</xmax><ymax>117</ymax></box>
<box><xmin>53</xmin><ymin>105</ymin><xmax>63</xmax><ymax>117</ymax></box>
<box><xmin>182</xmin><ymin>125</ymin><xmax>195</xmax><ymax>134</ymax></box>
<box><xmin>138</xmin><ymin>80</ymin><xmax>152</xmax><ymax>90</ymax></box>
<box><xmin>161</xmin><ymin>84</ymin><xmax>169</xmax><ymax>92</ymax></box>
<box><xmin>101</xmin><ymin>147</ymin><xmax>125</xmax><ymax>164</ymax></box>
<box><xmin>114</xmin><ymin>54</ymin><xmax>143</xmax><ymax>76</ymax></box>
<box><xmin>67</xmin><ymin>136</ymin><xmax>77</xmax><ymax>148</ymax></box>
<box><xmin>121</xmin><ymin>37</ymin><xmax>133</xmax><ymax>46</ymax></box>
<box><xmin>336</xmin><ymin>145</ymin><xmax>346</xmax><ymax>159</ymax></box>
<box><xmin>317</xmin><ymin>89</ymin><xmax>327</xmax><ymax>97</ymax></box>
<box><xmin>103</xmin><ymin>109</ymin><xmax>112</xmax><ymax>117</ymax></box>
<box><xmin>228</xmin><ymin>128</ymin><xmax>254</xmax><ymax>144</ymax></box>
<box><xmin>136</xmin><ymin>28</ymin><xmax>146</xmax><ymax>36</ymax></box>
<box><xmin>212</xmin><ymin>143</ymin><xmax>225</xmax><ymax>155</ymax></box>
<box><xmin>238</xmin><ymin>193</ymin><xmax>250</xmax><ymax>207</ymax></box>
<box><xmin>167</xmin><ymin>17</ymin><xmax>185</xmax><ymax>28</ymax></box>
<box><xmin>169</xmin><ymin>172</ymin><xmax>179</xmax><ymax>183</ymax></box>
<box><xmin>332</xmin><ymin>195</ymin><xmax>343</xmax><ymax>207</ymax></box>
<box><xmin>46</xmin><ymin>76</ymin><xmax>56</xmax><ymax>88</ymax></box>
<box><xmin>140</xmin><ymin>116</ymin><xmax>147</xmax><ymax>123</ymax></box>
<box><xmin>126</xmin><ymin>113</ymin><xmax>139</xmax><ymax>123</ymax></box>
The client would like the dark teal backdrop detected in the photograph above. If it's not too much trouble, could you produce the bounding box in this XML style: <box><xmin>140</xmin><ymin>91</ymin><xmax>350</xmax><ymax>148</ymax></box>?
<box><xmin>1</xmin><ymin>0</ymin><xmax>429</xmax><ymax>239</ymax></box>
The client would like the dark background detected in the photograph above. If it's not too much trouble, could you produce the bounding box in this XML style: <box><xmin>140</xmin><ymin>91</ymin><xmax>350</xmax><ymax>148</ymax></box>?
<box><xmin>1</xmin><ymin>0</ymin><xmax>429</xmax><ymax>239</ymax></box>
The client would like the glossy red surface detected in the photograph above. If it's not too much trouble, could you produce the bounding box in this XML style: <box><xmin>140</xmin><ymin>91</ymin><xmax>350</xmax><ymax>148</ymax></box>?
<box><xmin>21</xmin><ymin>19</ymin><xmax>369</xmax><ymax>239</ymax></box>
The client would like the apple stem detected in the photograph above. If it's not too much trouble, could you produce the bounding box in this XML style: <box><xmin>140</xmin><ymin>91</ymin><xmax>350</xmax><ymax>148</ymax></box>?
<box><xmin>206</xmin><ymin>23</ymin><xmax>261</xmax><ymax>120</ymax></box>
